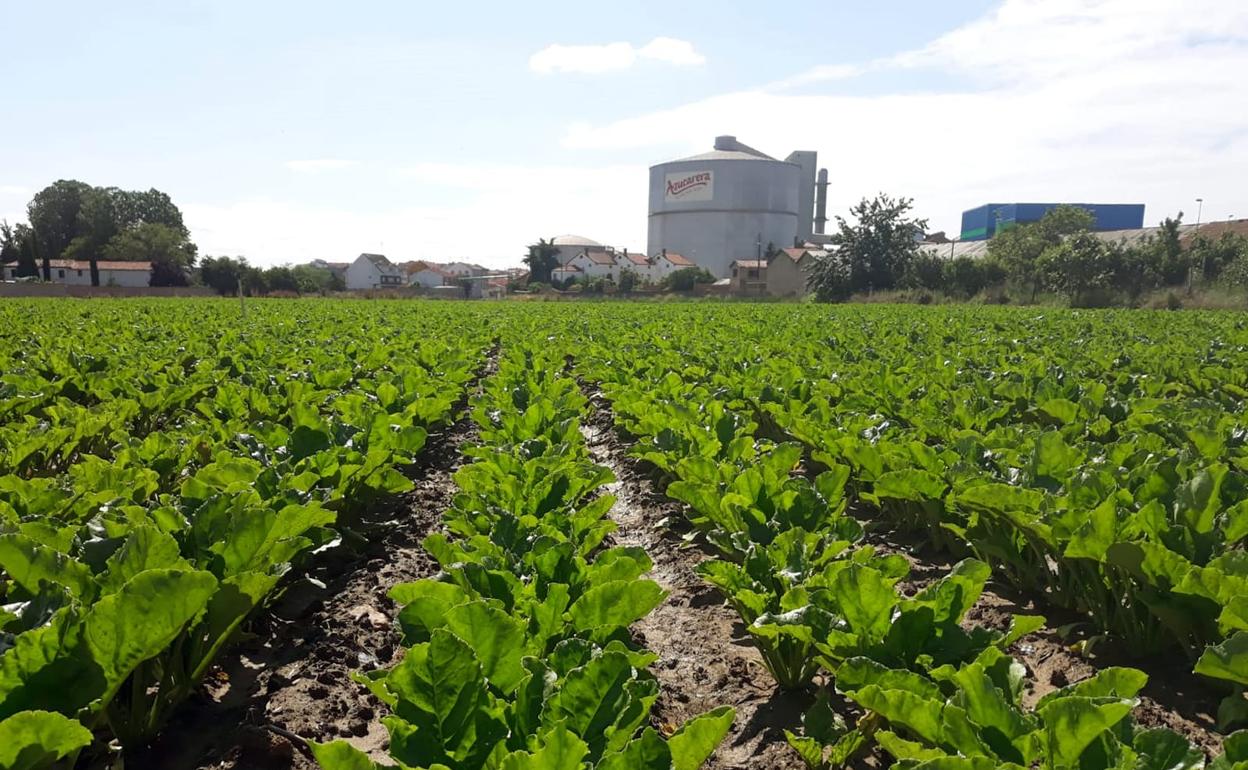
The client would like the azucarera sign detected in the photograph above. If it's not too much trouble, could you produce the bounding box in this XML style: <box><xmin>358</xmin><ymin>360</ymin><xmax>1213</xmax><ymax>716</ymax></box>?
<box><xmin>664</xmin><ymin>170</ymin><xmax>714</xmax><ymax>202</ymax></box>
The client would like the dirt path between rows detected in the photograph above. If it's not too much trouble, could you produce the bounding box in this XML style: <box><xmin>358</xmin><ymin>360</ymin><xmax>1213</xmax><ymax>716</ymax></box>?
<box><xmin>131</xmin><ymin>353</ymin><xmax>495</xmax><ymax>770</ymax></box>
<box><xmin>581</xmin><ymin>388</ymin><xmax>809</xmax><ymax>770</ymax></box>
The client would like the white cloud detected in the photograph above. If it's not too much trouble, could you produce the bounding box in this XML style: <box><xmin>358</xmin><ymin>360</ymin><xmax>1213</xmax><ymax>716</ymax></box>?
<box><xmin>560</xmin><ymin>0</ymin><xmax>1248</xmax><ymax>235</ymax></box>
<box><xmin>529</xmin><ymin>37</ymin><xmax>705</xmax><ymax>75</ymax></box>
<box><xmin>284</xmin><ymin>159</ymin><xmax>357</xmax><ymax>172</ymax></box>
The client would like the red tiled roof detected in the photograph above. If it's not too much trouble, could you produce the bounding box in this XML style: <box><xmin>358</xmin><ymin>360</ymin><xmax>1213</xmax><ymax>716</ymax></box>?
<box><xmin>732</xmin><ymin>260</ymin><xmax>767</xmax><ymax>269</ymax></box>
<box><xmin>554</xmin><ymin>264</ymin><xmax>583</xmax><ymax>273</ymax></box>
<box><xmin>1183</xmin><ymin>219</ymin><xmax>1248</xmax><ymax>244</ymax></box>
<box><xmin>583</xmin><ymin>251</ymin><xmax>617</xmax><ymax>266</ymax></box>
<box><xmin>621</xmin><ymin>252</ymin><xmax>650</xmax><ymax>265</ymax></box>
<box><xmin>661</xmin><ymin>252</ymin><xmax>694</xmax><ymax>266</ymax></box>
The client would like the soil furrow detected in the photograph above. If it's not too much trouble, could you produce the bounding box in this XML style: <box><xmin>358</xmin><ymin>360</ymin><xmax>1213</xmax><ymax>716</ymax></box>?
<box><xmin>133</xmin><ymin>348</ymin><xmax>497</xmax><ymax>770</ymax></box>
<box><xmin>580</xmin><ymin>388</ymin><xmax>808</xmax><ymax>770</ymax></box>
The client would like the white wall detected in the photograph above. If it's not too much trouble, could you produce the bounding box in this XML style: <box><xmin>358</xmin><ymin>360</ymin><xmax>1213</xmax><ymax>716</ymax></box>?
<box><xmin>345</xmin><ymin>256</ymin><xmax>380</xmax><ymax>290</ymax></box>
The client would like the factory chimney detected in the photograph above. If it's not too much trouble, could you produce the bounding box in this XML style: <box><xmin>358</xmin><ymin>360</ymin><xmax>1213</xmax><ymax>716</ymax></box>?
<box><xmin>815</xmin><ymin>168</ymin><xmax>829</xmax><ymax>234</ymax></box>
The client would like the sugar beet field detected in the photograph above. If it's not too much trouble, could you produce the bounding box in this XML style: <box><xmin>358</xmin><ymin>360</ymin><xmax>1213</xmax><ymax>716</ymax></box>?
<box><xmin>1</xmin><ymin>299</ymin><xmax>1246</xmax><ymax>770</ymax></box>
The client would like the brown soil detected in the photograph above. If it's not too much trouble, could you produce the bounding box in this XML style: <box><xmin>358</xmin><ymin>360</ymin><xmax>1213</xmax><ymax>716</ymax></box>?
<box><xmin>581</xmin><ymin>390</ymin><xmax>809</xmax><ymax>770</ymax></box>
<box><xmin>130</xmin><ymin>361</ymin><xmax>492</xmax><ymax>770</ymax></box>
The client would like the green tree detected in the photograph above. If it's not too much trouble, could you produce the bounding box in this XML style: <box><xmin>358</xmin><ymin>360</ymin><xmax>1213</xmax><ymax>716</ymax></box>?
<box><xmin>809</xmin><ymin>193</ymin><xmax>927</xmax><ymax>302</ymax></box>
<box><xmin>1038</xmin><ymin>232</ymin><xmax>1118</xmax><ymax>306</ymax></box>
<box><xmin>988</xmin><ymin>205</ymin><xmax>1094</xmax><ymax>302</ymax></box>
<box><xmin>524</xmin><ymin>238</ymin><xmax>561</xmax><ymax>284</ymax></box>
<box><xmin>27</xmin><ymin>180</ymin><xmax>95</xmax><ymax>264</ymax></box>
<box><xmin>663</xmin><ymin>266</ymin><xmax>715</xmax><ymax>291</ymax></box>
<box><xmin>292</xmin><ymin>264</ymin><xmax>339</xmax><ymax>294</ymax></box>
<box><xmin>199</xmin><ymin>256</ymin><xmax>249</xmax><ymax>295</ymax></box>
<box><xmin>103</xmin><ymin>222</ymin><xmax>197</xmax><ymax>286</ymax></box>
<box><xmin>0</xmin><ymin>221</ymin><xmax>38</xmax><ymax>277</ymax></box>
<box><xmin>618</xmin><ymin>269</ymin><xmax>639</xmax><ymax>293</ymax></box>
<box><xmin>1190</xmin><ymin>232</ymin><xmax>1248</xmax><ymax>284</ymax></box>
<box><xmin>262</xmin><ymin>265</ymin><xmax>300</xmax><ymax>293</ymax></box>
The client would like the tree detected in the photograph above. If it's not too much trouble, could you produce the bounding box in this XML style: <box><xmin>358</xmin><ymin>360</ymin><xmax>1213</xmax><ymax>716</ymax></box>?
<box><xmin>1038</xmin><ymin>232</ymin><xmax>1118</xmax><ymax>306</ymax></box>
<box><xmin>199</xmin><ymin>256</ymin><xmax>249</xmax><ymax>295</ymax></box>
<box><xmin>103</xmin><ymin>222</ymin><xmax>197</xmax><ymax>286</ymax></box>
<box><xmin>663</xmin><ymin>267</ymin><xmax>715</xmax><ymax>291</ymax></box>
<box><xmin>27</xmin><ymin>180</ymin><xmax>95</xmax><ymax>264</ymax></box>
<box><xmin>619</xmin><ymin>269</ymin><xmax>639</xmax><ymax>293</ymax></box>
<box><xmin>988</xmin><ymin>205</ymin><xmax>1095</xmax><ymax>302</ymax></box>
<box><xmin>262</xmin><ymin>265</ymin><xmax>300</xmax><ymax>293</ymax></box>
<box><xmin>292</xmin><ymin>264</ymin><xmax>340</xmax><ymax>294</ymax></box>
<box><xmin>809</xmin><ymin>194</ymin><xmax>928</xmax><ymax>302</ymax></box>
<box><xmin>1189</xmin><ymin>232</ymin><xmax>1248</xmax><ymax>285</ymax></box>
<box><xmin>21</xmin><ymin>180</ymin><xmax>197</xmax><ymax>286</ymax></box>
<box><xmin>0</xmin><ymin>221</ymin><xmax>38</xmax><ymax>277</ymax></box>
<box><xmin>524</xmin><ymin>238</ymin><xmax>561</xmax><ymax>284</ymax></box>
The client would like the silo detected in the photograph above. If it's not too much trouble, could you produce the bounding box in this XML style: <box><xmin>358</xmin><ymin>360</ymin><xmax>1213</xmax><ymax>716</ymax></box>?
<box><xmin>647</xmin><ymin>136</ymin><xmax>811</xmax><ymax>279</ymax></box>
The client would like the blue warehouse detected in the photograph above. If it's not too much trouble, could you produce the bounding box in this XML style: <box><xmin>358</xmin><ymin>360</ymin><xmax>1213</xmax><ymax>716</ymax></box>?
<box><xmin>959</xmin><ymin>203</ymin><xmax>1145</xmax><ymax>241</ymax></box>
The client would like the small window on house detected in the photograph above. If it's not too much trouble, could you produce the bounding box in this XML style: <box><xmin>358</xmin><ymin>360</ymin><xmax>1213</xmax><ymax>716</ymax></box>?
<box><xmin>77</xmin><ymin>270</ymin><xmax>83</xmax><ymax>276</ymax></box>
<box><xmin>748</xmin><ymin>269</ymin><xmax>759</xmax><ymax>279</ymax></box>
<box><xmin>58</xmin><ymin>269</ymin><xmax>65</xmax><ymax>278</ymax></box>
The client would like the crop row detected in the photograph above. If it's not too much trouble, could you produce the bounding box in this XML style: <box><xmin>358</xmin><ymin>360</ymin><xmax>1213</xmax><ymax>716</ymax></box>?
<box><xmin>0</xmin><ymin>302</ymin><xmax>490</xmax><ymax>768</ymax></box>
<box><xmin>572</xmin><ymin>306</ymin><xmax>1247</xmax><ymax>769</ymax></box>
<box><xmin>312</xmin><ymin>337</ymin><xmax>734</xmax><ymax>769</ymax></box>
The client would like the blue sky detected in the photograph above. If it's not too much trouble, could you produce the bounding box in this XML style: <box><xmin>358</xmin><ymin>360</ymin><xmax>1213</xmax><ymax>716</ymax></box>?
<box><xmin>2</xmin><ymin>0</ymin><xmax>1245</xmax><ymax>267</ymax></box>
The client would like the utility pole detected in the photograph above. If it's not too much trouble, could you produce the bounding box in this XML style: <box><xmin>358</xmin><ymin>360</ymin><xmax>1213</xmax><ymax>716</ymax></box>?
<box><xmin>1192</xmin><ymin>198</ymin><xmax>1204</xmax><ymax>289</ymax></box>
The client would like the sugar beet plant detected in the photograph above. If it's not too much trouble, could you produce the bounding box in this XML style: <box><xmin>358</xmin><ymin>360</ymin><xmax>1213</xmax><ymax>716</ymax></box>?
<box><xmin>0</xmin><ymin>301</ymin><xmax>488</xmax><ymax>768</ymax></box>
<box><xmin>312</xmin><ymin>341</ymin><xmax>734</xmax><ymax>770</ymax></box>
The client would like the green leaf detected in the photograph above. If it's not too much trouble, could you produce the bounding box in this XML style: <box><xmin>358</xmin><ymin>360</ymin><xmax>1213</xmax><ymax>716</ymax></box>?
<box><xmin>596</xmin><ymin>727</ymin><xmax>672</xmax><ymax>770</ymax></box>
<box><xmin>0</xmin><ymin>710</ymin><xmax>94</xmax><ymax>770</ymax></box>
<box><xmin>1197</xmin><ymin>633</ymin><xmax>1248</xmax><ymax>686</ymax></box>
<box><xmin>669</xmin><ymin>706</ymin><xmax>734</xmax><ymax>770</ymax></box>
<box><xmin>98</xmin><ymin>526</ymin><xmax>190</xmax><ymax>596</ymax></box>
<box><xmin>443</xmin><ymin>601</ymin><xmax>526</xmax><ymax>694</ymax></box>
<box><xmin>0</xmin><ymin>534</ymin><xmax>95</xmax><ymax>601</ymax></box>
<box><xmin>84</xmin><ymin>568</ymin><xmax>218</xmax><ymax>699</ymax></box>
<box><xmin>568</xmin><ymin>579</ymin><xmax>666</xmax><ymax>635</ymax></box>
<box><xmin>308</xmin><ymin>740</ymin><xmax>381</xmax><ymax>770</ymax></box>
<box><xmin>500</xmin><ymin>723</ymin><xmax>589</xmax><ymax>770</ymax></box>
<box><xmin>1036</xmin><ymin>667</ymin><xmax>1148</xmax><ymax>708</ymax></box>
<box><xmin>1132</xmin><ymin>727</ymin><xmax>1204</xmax><ymax>770</ymax></box>
<box><xmin>1038</xmin><ymin>696</ymin><xmax>1134</xmax><ymax>769</ymax></box>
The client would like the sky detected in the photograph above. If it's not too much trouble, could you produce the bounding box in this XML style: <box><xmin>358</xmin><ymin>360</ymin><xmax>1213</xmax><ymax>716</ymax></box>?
<box><xmin>2</xmin><ymin>0</ymin><xmax>1246</xmax><ymax>268</ymax></box>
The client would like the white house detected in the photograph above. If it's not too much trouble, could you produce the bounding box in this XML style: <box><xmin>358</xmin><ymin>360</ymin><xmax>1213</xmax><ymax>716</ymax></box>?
<box><xmin>345</xmin><ymin>253</ymin><xmax>405</xmax><ymax>290</ymax></box>
<box><xmin>649</xmin><ymin>250</ymin><xmax>697</xmax><ymax>282</ymax></box>
<box><xmin>3</xmin><ymin>259</ymin><xmax>152</xmax><ymax>287</ymax></box>
<box><xmin>616</xmin><ymin>250</ymin><xmax>654</xmax><ymax>283</ymax></box>
<box><xmin>409</xmin><ymin>266</ymin><xmax>450</xmax><ymax>288</ymax></box>
<box><xmin>564</xmin><ymin>250</ymin><xmax>620</xmax><ymax>281</ymax></box>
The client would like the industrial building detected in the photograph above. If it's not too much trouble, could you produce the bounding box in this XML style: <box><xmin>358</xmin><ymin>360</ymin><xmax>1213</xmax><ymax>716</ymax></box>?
<box><xmin>959</xmin><ymin>203</ymin><xmax>1145</xmax><ymax>241</ymax></box>
<box><xmin>647</xmin><ymin>136</ymin><xmax>829</xmax><ymax>279</ymax></box>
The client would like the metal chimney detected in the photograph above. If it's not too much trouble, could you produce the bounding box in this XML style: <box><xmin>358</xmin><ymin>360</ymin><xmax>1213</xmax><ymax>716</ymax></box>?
<box><xmin>815</xmin><ymin>168</ymin><xmax>829</xmax><ymax>234</ymax></box>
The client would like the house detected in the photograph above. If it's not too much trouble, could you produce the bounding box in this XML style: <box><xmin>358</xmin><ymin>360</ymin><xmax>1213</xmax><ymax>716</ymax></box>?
<box><xmin>564</xmin><ymin>250</ymin><xmax>619</xmax><ymax>281</ymax></box>
<box><xmin>345</xmin><ymin>253</ymin><xmax>405</xmax><ymax>290</ymax></box>
<box><xmin>650</xmin><ymin>250</ymin><xmax>697</xmax><ymax>283</ymax></box>
<box><xmin>3</xmin><ymin>259</ymin><xmax>152</xmax><ymax>287</ymax></box>
<box><xmin>766</xmin><ymin>247</ymin><xmax>826</xmax><ymax>297</ymax></box>
<box><xmin>439</xmin><ymin>261</ymin><xmax>487</xmax><ymax>278</ymax></box>
<box><xmin>729</xmin><ymin>260</ymin><xmax>769</xmax><ymax>295</ymax></box>
<box><xmin>409</xmin><ymin>265</ymin><xmax>451</xmax><ymax>289</ymax></box>
<box><xmin>616</xmin><ymin>250</ymin><xmax>654</xmax><ymax>283</ymax></box>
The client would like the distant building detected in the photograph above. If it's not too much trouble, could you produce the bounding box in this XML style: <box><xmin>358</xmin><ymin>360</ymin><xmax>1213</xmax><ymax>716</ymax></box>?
<box><xmin>345</xmin><ymin>253</ymin><xmax>404</xmax><ymax>290</ymax></box>
<box><xmin>309</xmin><ymin>259</ymin><xmax>350</xmax><ymax>283</ymax></box>
<box><xmin>766</xmin><ymin>247</ymin><xmax>825</xmax><ymax>298</ymax></box>
<box><xmin>960</xmin><ymin>203</ymin><xmax>1145</xmax><ymax>241</ymax></box>
<box><xmin>729</xmin><ymin>260</ymin><xmax>768</xmax><ymax>295</ymax></box>
<box><xmin>3</xmin><ymin>259</ymin><xmax>151</xmax><ymax>287</ymax></box>
<box><xmin>649</xmin><ymin>250</ymin><xmax>696</xmax><ymax>283</ymax></box>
